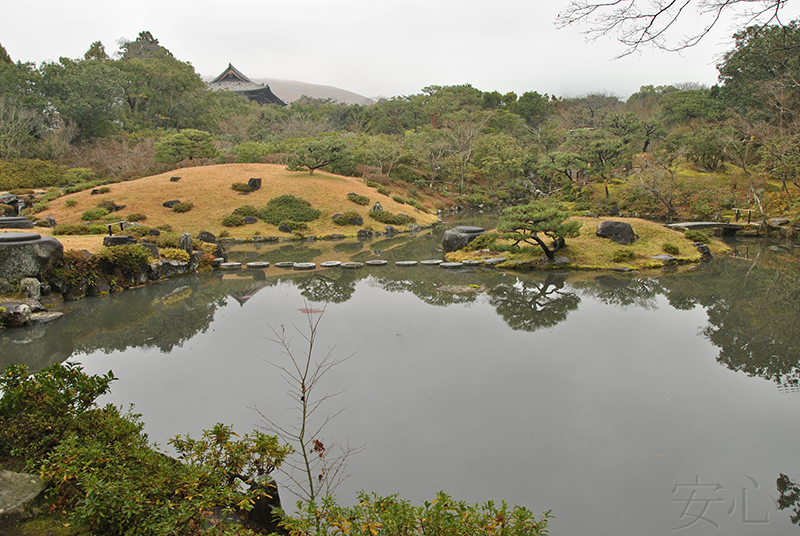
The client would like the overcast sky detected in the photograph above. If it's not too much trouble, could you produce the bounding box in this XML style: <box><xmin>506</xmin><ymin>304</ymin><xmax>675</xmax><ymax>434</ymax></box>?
<box><xmin>3</xmin><ymin>0</ymin><xmax>800</xmax><ymax>101</ymax></box>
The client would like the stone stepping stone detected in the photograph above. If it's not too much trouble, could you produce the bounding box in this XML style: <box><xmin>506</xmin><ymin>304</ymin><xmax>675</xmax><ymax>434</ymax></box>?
<box><xmin>320</xmin><ymin>261</ymin><xmax>341</xmax><ymax>268</ymax></box>
<box><xmin>293</xmin><ymin>262</ymin><xmax>316</xmax><ymax>271</ymax></box>
<box><xmin>220</xmin><ymin>262</ymin><xmax>242</xmax><ymax>271</ymax></box>
<box><xmin>274</xmin><ymin>261</ymin><xmax>295</xmax><ymax>268</ymax></box>
<box><xmin>483</xmin><ymin>257</ymin><xmax>507</xmax><ymax>266</ymax></box>
<box><xmin>395</xmin><ymin>261</ymin><xmax>418</xmax><ymax>266</ymax></box>
<box><xmin>441</xmin><ymin>262</ymin><xmax>463</xmax><ymax>269</ymax></box>
<box><xmin>30</xmin><ymin>311</ymin><xmax>63</xmax><ymax>323</ymax></box>
<box><xmin>365</xmin><ymin>260</ymin><xmax>388</xmax><ymax>266</ymax></box>
<box><xmin>462</xmin><ymin>260</ymin><xmax>483</xmax><ymax>266</ymax></box>
<box><xmin>420</xmin><ymin>259</ymin><xmax>442</xmax><ymax>265</ymax></box>
<box><xmin>246</xmin><ymin>262</ymin><xmax>270</xmax><ymax>269</ymax></box>
<box><xmin>341</xmin><ymin>262</ymin><xmax>364</xmax><ymax>270</ymax></box>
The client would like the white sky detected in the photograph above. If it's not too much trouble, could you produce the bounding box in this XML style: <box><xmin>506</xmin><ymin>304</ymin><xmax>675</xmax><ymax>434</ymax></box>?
<box><xmin>3</xmin><ymin>0</ymin><xmax>799</xmax><ymax>101</ymax></box>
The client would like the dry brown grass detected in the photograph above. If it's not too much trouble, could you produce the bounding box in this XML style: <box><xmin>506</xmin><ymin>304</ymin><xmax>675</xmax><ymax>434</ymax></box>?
<box><xmin>33</xmin><ymin>164</ymin><xmax>438</xmax><ymax>251</ymax></box>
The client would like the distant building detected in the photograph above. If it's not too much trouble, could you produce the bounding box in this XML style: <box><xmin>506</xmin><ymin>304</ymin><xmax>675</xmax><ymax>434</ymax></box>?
<box><xmin>207</xmin><ymin>63</ymin><xmax>287</xmax><ymax>106</ymax></box>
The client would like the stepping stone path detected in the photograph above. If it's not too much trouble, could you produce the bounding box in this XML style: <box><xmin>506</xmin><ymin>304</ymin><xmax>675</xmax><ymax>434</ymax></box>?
<box><xmin>246</xmin><ymin>262</ymin><xmax>270</xmax><ymax>269</ymax></box>
<box><xmin>365</xmin><ymin>260</ymin><xmax>388</xmax><ymax>266</ymax></box>
<box><xmin>395</xmin><ymin>261</ymin><xmax>417</xmax><ymax>266</ymax></box>
<box><xmin>462</xmin><ymin>260</ymin><xmax>483</xmax><ymax>266</ymax></box>
<box><xmin>341</xmin><ymin>262</ymin><xmax>363</xmax><ymax>270</ymax></box>
<box><xmin>483</xmin><ymin>257</ymin><xmax>507</xmax><ymax>266</ymax></box>
<box><xmin>320</xmin><ymin>261</ymin><xmax>341</xmax><ymax>268</ymax></box>
<box><xmin>441</xmin><ymin>262</ymin><xmax>463</xmax><ymax>269</ymax></box>
<box><xmin>293</xmin><ymin>262</ymin><xmax>316</xmax><ymax>270</ymax></box>
<box><xmin>220</xmin><ymin>262</ymin><xmax>242</xmax><ymax>271</ymax></box>
<box><xmin>420</xmin><ymin>260</ymin><xmax>442</xmax><ymax>265</ymax></box>
<box><xmin>274</xmin><ymin>262</ymin><xmax>295</xmax><ymax>268</ymax></box>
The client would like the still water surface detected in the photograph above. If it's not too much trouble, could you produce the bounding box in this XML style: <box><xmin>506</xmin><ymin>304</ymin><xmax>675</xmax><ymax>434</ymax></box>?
<box><xmin>3</xmin><ymin>229</ymin><xmax>800</xmax><ymax>535</ymax></box>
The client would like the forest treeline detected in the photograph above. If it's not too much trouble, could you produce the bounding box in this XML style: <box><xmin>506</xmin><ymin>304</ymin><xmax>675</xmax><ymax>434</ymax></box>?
<box><xmin>2</xmin><ymin>25</ymin><xmax>800</xmax><ymax>221</ymax></box>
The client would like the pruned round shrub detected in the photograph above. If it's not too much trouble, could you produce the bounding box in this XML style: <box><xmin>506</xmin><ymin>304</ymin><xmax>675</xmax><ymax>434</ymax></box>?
<box><xmin>392</xmin><ymin>196</ymin><xmax>406</xmax><ymax>204</ymax></box>
<box><xmin>0</xmin><ymin>203</ymin><xmax>15</xmax><ymax>216</ymax></box>
<box><xmin>612</xmin><ymin>249</ymin><xmax>636</xmax><ymax>262</ymax></box>
<box><xmin>333</xmin><ymin>210</ymin><xmax>362</xmax><ymax>226</ymax></box>
<box><xmin>53</xmin><ymin>223</ymin><xmax>91</xmax><ymax>236</ymax></box>
<box><xmin>95</xmin><ymin>245</ymin><xmax>152</xmax><ymax>282</ymax></box>
<box><xmin>127</xmin><ymin>212</ymin><xmax>146</xmax><ymax>222</ymax></box>
<box><xmin>662</xmin><ymin>242</ymin><xmax>680</xmax><ymax>255</ymax></box>
<box><xmin>377</xmin><ymin>186</ymin><xmax>391</xmax><ymax>196</ymax></box>
<box><xmin>258</xmin><ymin>195</ymin><xmax>320</xmax><ymax>225</ymax></box>
<box><xmin>81</xmin><ymin>207</ymin><xmax>110</xmax><ymax>221</ymax></box>
<box><xmin>684</xmin><ymin>229</ymin><xmax>711</xmax><ymax>244</ymax></box>
<box><xmin>96</xmin><ymin>200</ymin><xmax>117</xmax><ymax>212</ymax></box>
<box><xmin>407</xmin><ymin>198</ymin><xmax>427</xmax><ymax>213</ymax></box>
<box><xmin>279</xmin><ymin>220</ymin><xmax>309</xmax><ymax>232</ymax></box>
<box><xmin>233</xmin><ymin>205</ymin><xmax>258</xmax><ymax>217</ymax></box>
<box><xmin>221</xmin><ymin>213</ymin><xmax>246</xmax><ymax>227</ymax></box>
<box><xmin>172</xmin><ymin>201</ymin><xmax>194</xmax><ymax>213</ymax></box>
<box><xmin>96</xmin><ymin>186</ymin><xmax>111</xmax><ymax>194</ymax></box>
<box><xmin>30</xmin><ymin>201</ymin><xmax>49</xmax><ymax>213</ymax></box>
<box><xmin>156</xmin><ymin>224</ymin><xmax>173</xmax><ymax>232</ymax></box>
<box><xmin>126</xmin><ymin>225</ymin><xmax>151</xmax><ymax>237</ymax></box>
<box><xmin>347</xmin><ymin>193</ymin><xmax>370</xmax><ymax>205</ymax></box>
<box><xmin>152</xmin><ymin>234</ymin><xmax>180</xmax><ymax>248</ymax></box>
<box><xmin>231</xmin><ymin>182</ymin><xmax>253</xmax><ymax>193</ymax></box>
<box><xmin>369</xmin><ymin>210</ymin><xmax>416</xmax><ymax>225</ymax></box>
<box><xmin>64</xmin><ymin>198</ymin><xmax>78</xmax><ymax>208</ymax></box>
<box><xmin>160</xmin><ymin>247</ymin><xmax>190</xmax><ymax>262</ymax></box>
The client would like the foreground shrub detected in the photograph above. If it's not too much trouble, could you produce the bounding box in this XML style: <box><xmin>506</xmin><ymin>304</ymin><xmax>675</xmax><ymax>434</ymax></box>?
<box><xmin>126</xmin><ymin>225</ymin><xmax>151</xmax><ymax>237</ymax></box>
<box><xmin>258</xmin><ymin>195</ymin><xmax>320</xmax><ymax>225</ymax></box>
<box><xmin>684</xmin><ymin>229</ymin><xmax>711</xmax><ymax>244</ymax></box>
<box><xmin>233</xmin><ymin>205</ymin><xmax>258</xmax><ymax>217</ymax></box>
<box><xmin>64</xmin><ymin>198</ymin><xmax>77</xmax><ymax>207</ymax></box>
<box><xmin>52</xmin><ymin>223</ymin><xmax>106</xmax><ymax>235</ymax></box>
<box><xmin>612</xmin><ymin>248</ymin><xmax>636</xmax><ymax>262</ymax></box>
<box><xmin>231</xmin><ymin>182</ymin><xmax>253</xmax><ymax>193</ymax></box>
<box><xmin>95</xmin><ymin>245</ymin><xmax>152</xmax><ymax>283</ymax></box>
<box><xmin>333</xmin><ymin>210</ymin><xmax>362</xmax><ymax>226</ymax></box>
<box><xmin>172</xmin><ymin>201</ymin><xmax>194</xmax><ymax>213</ymax></box>
<box><xmin>392</xmin><ymin>195</ymin><xmax>407</xmax><ymax>204</ymax></box>
<box><xmin>347</xmin><ymin>193</ymin><xmax>370</xmax><ymax>205</ymax></box>
<box><xmin>152</xmin><ymin>234</ymin><xmax>179</xmax><ymax>248</ymax></box>
<box><xmin>96</xmin><ymin>199</ymin><xmax>117</xmax><ymax>212</ymax></box>
<box><xmin>279</xmin><ymin>220</ymin><xmax>309</xmax><ymax>232</ymax></box>
<box><xmin>81</xmin><ymin>207</ymin><xmax>109</xmax><ymax>221</ymax></box>
<box><xmin>222</xmin><ymin>213</ymin><xmax>246</xmax><ymax>227</ymax></box>
<box><xmin>662</xmin><ymin>242</ymin><xmax>680</xmax><ymax>255</ymax></box>
<box><xmin>0</xmin><ymin>203</ymin><xmax>15</xmax><ymax>216</ymax></box>
<box><xmin>0</xmin><ymin>158</ymin><xmax>65</xmax><ymax>190</ymax></box>
<box><xmin>127</xmin><ymin>212</ymin><xmax>147</xmax><ymax>222</ymax></box>
<box><xmin>30</xmin><ymin>201</ymin><xmax>49</xmax><ymax>213</ymax></box>
<box><xmin>160</xmin><ymin>247</ymin><xmax>190</xmax><ymax>262</ymax></box>
<box><xmin>283</xmin><ymin>491</ymin><xmax>552</xmax><ymax>536</ymax></box>
<box><xmin>369</xmin><ymin>209</ymin><xmax>416</xmax><ymax>226</ymax></box>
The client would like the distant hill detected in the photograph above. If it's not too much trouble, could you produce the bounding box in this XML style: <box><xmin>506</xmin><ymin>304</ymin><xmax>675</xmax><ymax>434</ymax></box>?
<box><xmin>253</xmin><ymin>78</ymin><xmax>372</xmax><ymax>105</ymax></box>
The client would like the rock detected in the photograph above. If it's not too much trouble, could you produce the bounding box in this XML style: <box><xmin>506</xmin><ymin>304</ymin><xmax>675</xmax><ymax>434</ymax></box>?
<box><xmin>278</xmin><ymin>224</ymin><xmax>292</xmax><ymax>233</ymax></box>
<box><xmin>139</xmin><ymin>242</ymin><xmax>160</xmax><ymax>259</ymax></box>
<box><xmin>87</xmin><ymin>274</ymin><xmax>111</xmax><ymax>296</ymax></box>
<box><xmin>651</xmin><ymin>254</ymin><xmax>678</xmax><ymax>265</ymax></box>
<box><xmin>385</xmin><ymin>226</ymin><xmax>397</xmax><ymax>236</ymax></box>
<box><xmin>0</xmin><ymin>302</ymin><xmax>32</xmax><ymax>327</ymax></box>
<box><xmin>244</xmin><ymin>216</ymin><xmax>258</xmax><ymax>224</ymax></box>
<box><xmin>90</xmin><ymin>189</ymin><xmax>100</xmax><ymax>195</ymax></box>
<box><xmin>0</xmin><ymin>233</ymin><xmax>63</xmax><ymax>282</ymax></box>
<box><xmin>247</xmin><ymin>480</ymin><xmax>283</xmax><ymax>533</ymax></box>
<box><xmin>170</xmin><ymin>176</ymin><xmax>181</xmax><ymax>182</ymax></box>
<box><xmin>442</xmin><ymin>226</ymin><xmax>486</xmax><ymax>253</ymax></box>
<box><xmin>162</xmin><ymin>199</ymin><xmax>181</xmax><ymax>208</ymax></box>
<box><xmin>694</xmin><ymin>242</ymin><xmax>712</xmax><ymax>259</ymax></box>
<box><xmin>370</xmin><ymin>201</ymin><xmax>383</xmax><ymax>212</ymax></box>
<box><xmin>18</xmin><ymin>278</ymin><xmax>41</xmax><ymax>301</ymax></box>
<box><xmin>179</xmin><ymin>232</ymin><xmax>193</xmax><ymax>254</ymax></box>
<box><xmin>769</xmin><ymin>217</ymin><xmax>791</xmax><ymax>227</ymax></box>
<box><xmin>596</xmin><ymin>221</ymin><xmax>637</xmax><ymax>245</ymax></box>
<box><xmin>197</xmin><ymin>231</ymin><xmax>217</xmax><ymax>243</ymax></box>
<box><xmin>0</xmin><ymin>217</ymin><xmax>34</xmax><ymax>229</ymax></box>
<box><xmin>103</xmin><ymin>235</ymin><xmax>137</xmax><ymax>247</ymax></box>
<box><xmin>30</xmin><ymin>311</ymin><xmax>63</xmax><ymax>324</ymax></box>
<box><xmin>248</xmin><ymin>178</ymin><xmax>262</xmax><ymax>191</ymax></box>
<box><xmin>0</xmin><ymin>470</ymin><xmax>46</xmax><ymax>526</ymax></box>
<box><xmin>365</xmin><ymin>260</ymin><xmax>388</xmax><ymax>266</ymax></box>
<box><xmin>149</xmin><ymin>260</ymin><xmax>190</xmax><ymax>279</ymax></box>
<box><xmin>357</xmin><ymin>229</ymin><xmax>373</xmax><ymax>238</ymax></box>
<box><xmin>349</xmin><ymin>216</ymin><xmax>364</xmax><ymax>225</ymax></box>
<box><xmin>293</xmin><ymin>262</ymin><xmax>316</xmax><ymax>270</ymax></box>
<box><xmin>45</xmin><ymin>216</ymin><xmax>57</xmax><ymax>228</ymax></box>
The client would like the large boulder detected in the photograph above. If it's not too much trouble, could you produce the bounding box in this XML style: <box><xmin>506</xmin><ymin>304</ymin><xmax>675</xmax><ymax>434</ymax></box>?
<box><xmin>0</xmin><ymin>233</ymin><xmax>63</xmax><ymax>281</ymax></box>
<box><xmin>0</xmin><ymin>217</ymin><xmax>34</xmax><ymax>229</ymax></box>
<box><xmin>179</xmin><ymin>232</ymin><xmax>193</xmax><ymax>254</ymax></box>
<box><xmin>596</xmin><ymin>221</ymin><xmax>636</xmax><ymax>245</ymax></box>
<box><xmin>0</xmin><ymin>470</ymin><xmax>46</xmax><ymax>526</ymax></box>
<box><xmin>442</xmin><ymin>226</ymin><xmax>486</xmax><ymax>253</ymax></box>
<box><xmin>103</xmin><ymin>235</ymin><xmax>137</xmax><ymax>247</ymax></box>
<box><xmin>0</xmin><ymin>302</ymin><xmax>32</xmax><ymax>327</ymax></box>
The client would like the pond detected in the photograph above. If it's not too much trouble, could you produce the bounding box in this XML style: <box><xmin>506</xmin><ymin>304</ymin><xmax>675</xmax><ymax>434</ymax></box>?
<box><xmin>3</xmin><ymin>224</ymin><xmax>800</xmax><ymax>535</ymax></box>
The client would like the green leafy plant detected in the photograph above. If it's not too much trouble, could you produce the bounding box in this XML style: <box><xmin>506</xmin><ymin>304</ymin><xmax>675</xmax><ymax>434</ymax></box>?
<box><xmin>95</xmin><ymin>245</ymin><xmax>152</xmax><ymax>284</ymax></box>
<box><xmin>127</xmin><ymin>212</ymin><xmax>147</xmax><ymax>222</ymax></box>
<box><xmin>377</xmin><ymin>186</ymin><xmax>391</xmax><ymax>196</ymax></box>
<box><xmin>333</xmin><ymin>210</ymin><xmax>362</xmax><ymax>226</ymax></box>
<box><xmin>96</xmin><ymin>199</ymin><xmax>117</xmax><ymax>212</ymax></box>
<box><xmin>392</xmin><ymin>195</ymin><xmax>406</xmax><ymax>204</ymax></box>
<box><xmin>126</xmin><ymin>225</ymin><xmax>151</xmax><ymax>237</ymax></box>
<box><xmin>662</xmin><ymin>242</ymin><xmax>680</xmax><ymax>255</ymax></box>
<box><xmin>64</xmin><ymin>198</ymin><xmax>77</xmax><ymax>208</ymax></box>
<box><xmin>612</xmin><ymin>248</ymin><xmax>636</xmax><ymax>262</ymax></box>
<box><xmin>31</xmin><ymin>200</ymin><xmax>49</xmax><ymax>213</ymax></box>
<box><xmin>52</xmin><ymin>223</ymin><xmax>106</xmax><ymax>235</ymax></box>
<box><xmin>96</xmin><ymin>186</ymin><xmax>111</xmax><ymax>194</ymax></box>
<box><xmin>81</xmin><ymin>207</ymin><xmax>110</xmax><ymax>221</ymax></box>
<box><xmin>172</xmin><ymin>201</ymin><xmax>194</xmax><ymax>213</ymax></box>
<box><xmin>258</xmin><ymin>195</ymin><xmax>320</xmax><ymax>225</ymax></box>
<box><xmin>233</xmin><ymin>205</ymin><xmax>258</xmax><ymax>217</ymax></box>
<box><xmin>222</xmin><ymin>213</ymin><xmax>247</xmax><ymax>227</ymax></box>
<box><xmin>369</xmin><ymin>210</ymin><xmax>416</xmax><ymax>226</ymax></box>
<box><xmin>232</xmin><ymin>182</ymin><xmax>253</xmax><ymax>193</ymax></box>
<box><xmin>160</xmin><ymin>247</ymin><xmax>190</xmax><ymax>262</ymax></box>
<box><xmin>684</xmin><ymin>229</ymin><xmax>711</xmax><ymax>244</ymax></box>
<box><xmin>279</xmin><ymin>220</ymin><xmax>309</xmax><ymax>232</ymax></box>
<box><xmin>496</xmin><ymin>203</ymin><xmax>581</xmax><ymax>259</ymax></box>
<box><xmin>347</xmin><ymin>193</ymin><xmax>370</xmax><ymax>206</ymax></box>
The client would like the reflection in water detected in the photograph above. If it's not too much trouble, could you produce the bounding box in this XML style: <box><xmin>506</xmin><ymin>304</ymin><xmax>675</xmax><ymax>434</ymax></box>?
<box><xmin>488</xmin><ymin>274</ymin><xmax>579</xmax><ymax>332</ymax></box>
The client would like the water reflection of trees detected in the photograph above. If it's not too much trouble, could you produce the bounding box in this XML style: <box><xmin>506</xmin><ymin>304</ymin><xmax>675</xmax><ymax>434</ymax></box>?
<box><xmin>574</xmin><ymin>275</ymin><xmax>663</xmax><ymax>310</ymax></box>
<box><xmin>488</xmin><ymin>274</ymin><xmax>580</xmax><ymax>332</ymax></box>
<box><xmin>660</xmin><ymin>244</ymin><xmax>800</xmax><ymax>390</ymax></box>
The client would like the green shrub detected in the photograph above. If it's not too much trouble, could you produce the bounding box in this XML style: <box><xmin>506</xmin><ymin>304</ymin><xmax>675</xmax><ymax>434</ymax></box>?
<box><xmin>258</xmin><ymin>195</ymin><xmax>320</xmax><ymax>225</ymax></box>
<box><xmin>64</xmin><ymin>198</ymin><xmax>78</xmax><ymax>208</ymax></box>
<box><xmin>233</xmin><ymin>205</ymin><xmax>258</xmax><ymax>217</ymax></box>
<box><xmin>684</xmin><ymin>229</ymin><xmax>711</xmax><ymax>244</ymax></box>
<box><xmin>612</xmin><ymin>248</ymin><xmax>636</xmax><ymax>262</ymax></box>
<box><xmin>96</xmin><ymin>186</ymin><xmax>111</xmax><ymax>194</ymax></box>
<box><xmin>96</xmin><ymin>200</ymin><xmax>116</xmax><ymax>212</ymax></box>
<box><xmin>377</xmin><ymin>186</ymin><xmax>391</xmax><ymax>196</ymax></box>
<box><xmin>30</xmin><ymin>201</ymin><xmax>49</xmax><ymax>213</ymax></box>
<box><xmin>152</xmin><ymin>234</ymin><xmax>179</xmax><ymax>248</ymax></box>
<box><xmin>156</xmin><ymin>224</ymin><xmax>173</xmax><ymax>232</ymax></box>
<box><xmin>464</xmin><ymin>193</ymin><xmax>490</xmax><ymax>205</ymax></box>
<box><xmin>64</xmin><ymin>181</ymin><xmax>104</xmax><ymax>195</ymax></box>
<box><xmin>464</xmin><ymin>232</ymin><xmax>498</xmax><ymax>252</ymax></box>
<box><xmin>279</xmin><ymin>220</ymin><xmax>309</xmax><ymax>232</ymax></box>
<box><xmin>366</xmin><ymin>181</ymin><xmax>381</xmax><ymax>188</ymax></box>
<box><xmin>64</xmin><ymin>167</ymin><xmax>98</xmax><ymax>184</ymax></box>
<box><xmin>126</xmin><ymin>225</ymin><xmax>151</xmax><ymax>237</ymax></box>
<box><xmin>218</xmin><ymin>229</ymin><xmax>231</xmax><ymax>238</ymax></box>
<box><xmin>222</xmin><ymin>213</ymin><xmax>246</xmax><ymax>227</ymax></box>
<box><xmin>407</xmin><ymin>198</ymin><xmax>427</xmax><ymax>212</ymax></box>
<box><xmin>95</xmin><ymin>245</ymin><xmax>152</xmax><ymax>282</ymax></box>
<box><xmin>52</xmin><ymin>223</ymin><xmax>106</xmax><ymax>235</ymax></box>
<box><xmin>10</xmin><ymin>188</ymin><xmax>34</xmax><ymax>195</ymax></box>
<box><xmin>347</xmin><ymin>193</ymin><xmax>370</xmax><ymax>205</ymax></box>
<box><xmin>0</xmin><ymin>362</ymin><xmax>116</xmax><ymax>464</ymax></box>
<box><xmin>39</xmin><ymin>187</ymin><xmax>63</xmax><ymax>202</ymax></box>
<box><xmin>369</xmin><ymin>210</ymin><xmax>416</xmax><ymax>225</ymax></box>
<box><xmin>160</xmin><ymin>247</ymin><xmax>190</xmax><ymax>262</ymax></box>
<box><xmin>392</xmin><ymin>195</ymin><xmax>406</xmax><ymax>204</ymax></box>
<box><xmin>662</xmin><ymin>242</ymin><xmax>680</xmax><ymax>255</ymax></box>
<box><xmin>0</xmin><ymin>203</ymin><xmax>15</xmax><ymax>216</ymax></box>
<box><xmin>81</xmin><ymin>207</ymin><xmax>110</xmax><ymax>221</ymax></box>
<box><xmin>333</xmin><ymin>210</ymin><xmax>362</xmax><ymax>226</ymax></box>
<box><xmin>0</xmin><ymin>159</ymin><xmax>65</xmax><ymax>190</ymax></box>
<box><xmin>127</xmin><ymin>212</ymin><xmax>147</xmax><ymax>222</ymax></box>
<box><xmin>172</xmin><ymin>201</ymin><xmax>193</xmax><ymax>213</ymax></box>
<box><xmin>231</xmin><ymin>182</ymin><xmax>253</xmax><ymax>193</ymax></box>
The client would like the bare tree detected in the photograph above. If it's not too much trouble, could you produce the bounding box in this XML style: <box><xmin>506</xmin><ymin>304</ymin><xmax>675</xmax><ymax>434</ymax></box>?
<box><xmin>0</xmin><ymin>97</ymin><xmax>43</xmax><ymax>159</ymax></box>
<box><xmin>556</xmin><ymin>0</ymin><xmax>789</xmax><ymax>55</ymax></box>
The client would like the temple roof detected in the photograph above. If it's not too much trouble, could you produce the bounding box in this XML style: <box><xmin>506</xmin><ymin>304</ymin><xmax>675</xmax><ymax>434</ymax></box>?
<box><xmin>207</xmin><ymin>63</ymin><xmax>286</xmax><ymax>106</ymax></box>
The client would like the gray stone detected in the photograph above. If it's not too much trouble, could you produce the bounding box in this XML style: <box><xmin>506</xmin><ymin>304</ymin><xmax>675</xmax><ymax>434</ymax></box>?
<box><xmin>248</xmin><ymin>178</ymin><xmax>262</xmax><ymax>190</ymax></box>
<box><xmin>442</xmin><ymin>226</ymin><xmax>486</xmax><ymax>253</ymax></box>
<box><xmin>278</xmin><ymin>224</ymin><xmax>292</xmax><ymax>233</ymax></box>
<box><xmin>45</xmin><ymin>216</ymin><xmax>57</xmax><ymax>228</ymax></box>
<box><xmin>162</xmin><ymin>199</ymin><xmax>181</xmax><ymax>208</ymax></box>
<box><xmin>420</xmin><ymin>259</ymin><xmax>442</xmax><ymax>265</ymax></box>
<box><xmin>87</xmin><ymin>274</ymin><xmax>111</xmax><ymax>296</ymax></box>
<box><xmin>246</xmin><ymin>261</ymin><xmax>270</xmax><ymax>269</ymax></box>
<box><xmin>694</xmin><ymin>242</ymin><xmax>712</xmax><ymax>259</ymax></box>
<box><xmin>274</xmin><ymin>262</ymin><xmax>295</xmax><ymax>268</ymax></box>
<box><xmin>651</xmin><ymin>254</ymin><xmax>678</xmax><ymax>265</ymax></box>
<box><xmin>365</xmin><ymin>260</ymin><xmax>388</xmax><ymax>266</ymax></box>
<box><xmin>220</xmin><ymin>262</ymin><xmax>242</xmax><ymax>271</ymax></box>
<box><xmin>0</xmin><ymin>233</ymin><xmax>63</xmax><ymax>282</ymax></box>
<box><xmin>320</xmin><ymin>261</ymin><xmax>341</xmax><ymax>268</ymax></box>
<box><xmin>0</xmin><ymin>470</ymin><xmax>46</xmax><ymax>526</ymax></box>
<box><xmin>395</xmin><ymin>261</ymin><xmax>417</xmax><ymax>266</ymax></box>
<box><xmin>357</xmin><ymin>229</ymin><xmax>373</xmax><ymax>238</ymax></box>
<box><xmin>441</xmin><ymin>262</ymin><xmax>463</xmax><ymax>268</ymax></box>
<box><xmin>197</xmin><ymin>231</ymin><xmax>217</xmax><ymax>243</ymax></box>
<box><xmin>149</xmin><ymin>228</ymin><xmax>161</xmax><ymax>236</ymax></box>
<box><xmin>370</xmin><ymin>201</ymin><xmax>383</xmax><ymax>212</ymax></box>
<box><xmin>30</xmin><ymin>311</ymin><xmax>63</xmax><ymax>323</ymax></box>
<box><xmin>103</xmin><ymin>235</ymin><xmax>136</xmax><ymax>247</ymax></box>
<box><xmin>0</xmin><ymin>217</ymin><xmax>34</xmax><ymax>229</ymax></box>
<box><xmin>349</xmin><ymin>216</ymin><xmax>364</xmax><ymax>225</ymax></box>
<box><xmin>150</xmin><ymin>260</ymin><xmax>190</xmax><ymax>279</ymax></box>
<box><xmin>768</xmin><ymin>217</ymin><xmax>791</xmax><ymax>227</ymax></box>
<box><xmin>596</xmin><ymin>221</ymin><xmax>636</xmax><ymax>245</ymax></box>
<box><xmin>170</xmin><ymin>176</ymin><xmax>181</xmax><ymax>182</ymax></box>
<box><xmin>293</xmin><ymin>262</ymin><xmax>316</xmax><ymax>270</ymax></box>
<box><xmin>484</xmin><ymin>257</ymin><xmax>507</xmax><ymax>266</ymax></box>
<box><xmin>139</xmin><ymin>242</ymin><xmax>160</xmax><ymax>259</ymax></box>
<box><xmin>244</xmin><ymin>216</ymin><xmax>258</xmax><ymax>224</ymax></box>
<box><xmin>341</xmin><ymin>262</ymin><xmax>364</xmax><ymax>270</ymax></box>
<box><xmin>18</xmin><ymin>278</ymin><xmax>41</xmax><ymax>301</ymax></box>
<box><xmin>0</xmin><ymin>302</ymin><xmax>32</xmax><ymax>327</ymax></box>
<box><xmin>384</xmin><ymin>226</ymin><xmax>397</xmax><ymax>235</ymax></box>
<box><xmin>179</xmin><ymin>232</ymin><xmax>193</xmax><ymax>254</ymax></box>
